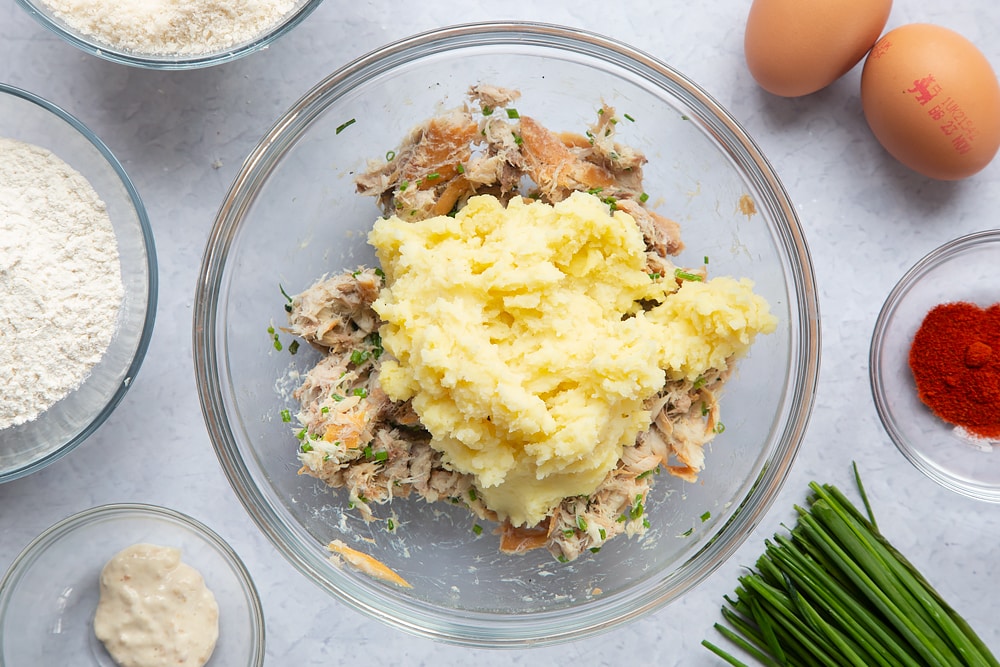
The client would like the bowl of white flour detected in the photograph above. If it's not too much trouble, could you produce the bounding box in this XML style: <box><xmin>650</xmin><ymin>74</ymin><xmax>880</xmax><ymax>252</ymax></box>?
<box><xmin>0</xmin><ymin>83</ymin><xmax>157</xmax><ymax>483</ymax></box>
<box><xmin>14</xmin><ymin>0</ymin><xmax>324</xmax><ymax>68</ymax></box>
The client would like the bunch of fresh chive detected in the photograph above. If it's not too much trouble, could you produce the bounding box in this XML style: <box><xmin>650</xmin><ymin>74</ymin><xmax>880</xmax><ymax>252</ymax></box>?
<box><xmin>704</xmin><ymin>466</ymin><xmax>997</xmax><ymax>667</ymax></box>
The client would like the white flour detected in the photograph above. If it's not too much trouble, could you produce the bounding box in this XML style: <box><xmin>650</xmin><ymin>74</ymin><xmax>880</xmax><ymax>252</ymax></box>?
<box><xmin>0</xmin><ymin>137</ymin><xmax>124</xmax><ymax>430</ymax></box>
<box><xmin>40</xmin><ymin>0</ymin><xmax>298</xmax><ymax>56</ymax></box>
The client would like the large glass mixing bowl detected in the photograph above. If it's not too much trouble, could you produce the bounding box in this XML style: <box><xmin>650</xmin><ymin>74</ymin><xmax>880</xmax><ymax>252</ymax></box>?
<box><xmin>194</xmin><ymin>22</ymin><xmax>820</xmax><ymax>647</ymax></box>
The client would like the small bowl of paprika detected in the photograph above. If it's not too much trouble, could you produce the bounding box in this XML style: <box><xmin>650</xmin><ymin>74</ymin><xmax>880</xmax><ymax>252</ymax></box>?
<box><xmin>870</xmin><ymin>229</ymin><xmax>1000</xmax><ymax>501</ymax></box>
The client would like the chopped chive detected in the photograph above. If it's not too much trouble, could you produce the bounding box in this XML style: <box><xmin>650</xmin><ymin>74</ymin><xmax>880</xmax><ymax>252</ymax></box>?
<box><xmin>587</xmin><ymin>187</ymin><xmax>603</xmax><ymax>195</ymax></box>
<box><xmin>598</xmin><ymin>528</ymin><xmax>607</xmax><ymax>540</ymax></box>
<box><xmin>468</xmin><ymin>488</ymin><xmax>477</xmax><ymax>501</ymax></box>
<box><xmin>296</xmin><ymin>427</ymin><xmax>307</xmax><ymax>440</ymax></box>
<box><xmin>681</xmin><ymin>527</ymin><xmax>694</xmax><ymax>537</ymax></box>
<box><xmin>385</xmin><ymin>150</ymin><xmax>396</xmax><ymax>161</ymax></box>
<box><xmin>279</xmin><ymin>284</ymin><xmax>293</xmax><ymax>303</ymax></box>
<box><xmin>456</xmin><ymin>162</ymin><xmax>465</xmax><ymax>174</ymax></box>
<box><xmin>386</xmin><ymin>518</ymin><xmax>395</xmax><ymax>531</ymax></box>
<box><xmin>350</xmin><ymin>350</ymin><xmax>369</xmax><ymax>365</ymax></box>
<box><xmin>353</xmin><ymin>387</ymin><xmax>368</xmax><ymax>398</ymax></box>
<box><xmin>267</xmin><ymin>324</ymin><xmax>283</xmax><ymax>351</ymax></box>
<box><xmin>701</xmin><ymin>402</ymin><xmax>709</xmax><ymax>416</ymax></box>
<box><xmin>481</xmin><ymin>105</ymin><xmax>494</xmax><ymax>116</ymax></box>
<box><xmin>704</xmin><ymin>255</ymin><xmax>710</xmax><ymax>264</ymax></box>
<box><xmin>288</xmin><ymin>340</ymin><xmax>300</xmax><ymax>355</ymax></box>
<box><xmin>513</xmin><ymin>134</ymin><xmax>523</xmax><ymax>146</ymax></box>
<box><xmin>367</xmin><ymin>332</ymin><xmax>384</xmax><ymax>359</ymax></box>
<box><xmin>300</xmin><ymin>442</ymin><xmax>313</xmax><ymax>453</ymax></box>
<box><xmin>280</xmin><ymin>409</ymin><xmax>291</xmax><ymax>423</ymax></box>
<box><xmin>472</xmin><ymin>524</ymin><xmax>483</xmax><ymax>535</ymax></box>
<box><xmin>331</xmin><ymin>393</ymin><xmax>345</xmax><ymax>402</ymax></box>
<box><xmin>577</xmin><ymin>516</ymin><xmax>588</xmax><ymax>531</ymax></box>
<box><xmin>363</xmin><ymin>445</ymin><xmax>373</xmax><ymax>459</ymax></box>
<box><xmin>639</xmin><ymin>192</ymin><xmax>650</xmax><ymax>203</ymax></box>
<box><xmin>674</xmin><ymin>268</ymin><xmax>704</xmax><ymax>282</ymax></box>
<box><xmin>506</xmin><ymin>108</ymin><xmax>520</xmax><ymax>119</ymax></box>
<box><xmin>624</xmin><ymin>113</ymin><xmax>635</xmax><ymax>122</ymax></box>
<box><xmin>648</xmin><ymin>272</ymin><xmax>662</xmax><ymax>280</ymax></box>
<box><xmin>374</xmin><ymin>450</ymin><xmax>388</xmax><ymax>462</ymax></box>
<box><xmin>563</xmin><ymin>529</ymin><xmax>576</xmax><ymax>537</ymax></box>
<box><xmin>320</xmin><ymin>406</ymin><xmax>330</xmax><ymax>414</ymax></box>
<box><xmin>399</xmin><ymin>180</ymin><xmax>408</xmax><ymax>192</ymax></box>
<box><xmin>636</xmin><ymin>468</ymin><xmax>657</xmax><ymax>480</ymax></box>
<box><xmin>714</xmin><ymin>422</ymin><xmax>727</xmax><ymax>434</ymax></box>
<box><xmin>335</xmin><ymin>118</ymin><xmax>356</xmax><ymax>134</ymax></box>
<box><xmin>425</xmin><ymin>172</ymin><xmax>440</xmax><ymax>181</ymax></box>
<box><xmin>701</xmin><ymin>511</ymin><xmax>712</xmax><ymax>522</ymax></box>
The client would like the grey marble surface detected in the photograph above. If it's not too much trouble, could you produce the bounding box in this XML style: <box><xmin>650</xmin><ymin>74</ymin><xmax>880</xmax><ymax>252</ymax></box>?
<box><xmin>2</xmin><ymin>1</ymin><xmax>999</xmax><ymax>665</ymax></box>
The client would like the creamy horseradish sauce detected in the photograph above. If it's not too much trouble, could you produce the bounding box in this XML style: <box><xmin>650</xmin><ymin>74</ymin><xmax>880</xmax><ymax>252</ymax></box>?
<box><xmin>94</xmin><ymin>544</ymin><xmax>220</xmax><ymax>667</ymax></box>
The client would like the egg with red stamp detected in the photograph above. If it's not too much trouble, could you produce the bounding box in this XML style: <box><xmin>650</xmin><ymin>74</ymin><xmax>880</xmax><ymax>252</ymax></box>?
<box><xmin>743</xmin><ymin>0</ymin><xmax>892</xmax><ymax>97</ymax></box>
<box><xmin>861</xmin><ymin>23</ymin><xmax>1000</xmax><ymax>180</ymax></box>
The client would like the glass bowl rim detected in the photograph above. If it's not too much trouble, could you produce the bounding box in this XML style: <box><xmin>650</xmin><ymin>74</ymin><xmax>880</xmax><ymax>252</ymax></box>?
<box><xmin>0</xmin><ymin>502</ymin><xmax>266</xmax><ymax>666</ymax></box>
<box><xmin>193</xmin><ymin>20</ymin><xmax>821</xmax><ymax>646</ymax></box>
<box><xmin>13</xmin><ymin>0</ymin><xmax>325</xmax><ymax>70</ymax></box>
<box><xmin>0</xmin><ymin>82</ymin><xmax>158</xmax><ymax>484</ymax></box>
<box><xmin>869</xmin><ymin>228</ymin><xmax>1000</xmax><ymax>502</ymax></box>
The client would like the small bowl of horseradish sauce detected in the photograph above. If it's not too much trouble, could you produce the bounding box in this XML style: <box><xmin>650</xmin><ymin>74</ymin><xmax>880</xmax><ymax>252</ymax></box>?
<box><xmin>0</xmin><ymin>503</ymin><xmax>265</xmax><ymax>666</ymax></box>
<box><xmin>0</xmin><ymin>83</ymin><xmax>156</xmax><ymax>483</ymax></box>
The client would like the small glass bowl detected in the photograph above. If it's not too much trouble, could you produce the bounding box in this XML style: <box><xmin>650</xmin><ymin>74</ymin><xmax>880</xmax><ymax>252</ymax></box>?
<box><xmin>870</xmin><ymin>230</ymin><xmax>1000</xmax><ymax>501</ymax></box>
<box><xmin>14</xmin><ymin>0</ymin><xmax>324</xmax><ymax>69</ymax></box>
<box><xmin>0</xmin><ymin>503</ymin><xmax>265</xmax><ymax>666</ymax></box>
<box><xmin>0</xmin><ymin>84</ymin><xmax>156</xmax><ymax>483</ymax></box>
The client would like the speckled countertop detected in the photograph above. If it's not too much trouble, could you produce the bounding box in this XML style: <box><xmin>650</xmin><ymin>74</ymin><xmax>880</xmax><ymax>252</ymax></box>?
<box><xmin>2</xmin><ymin>1</ymin><xmax>999</xmax><ymax>665</ymax></box>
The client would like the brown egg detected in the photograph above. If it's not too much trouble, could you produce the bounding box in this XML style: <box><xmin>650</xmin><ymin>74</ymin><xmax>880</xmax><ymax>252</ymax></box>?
<box><xmin>744</xmin><ymin>0</ymin><xmax>892</xmax><ymax>97</ymax></box>
<box><xmin>861</xmin><ymin>24</ymin><xmax>1000</xmax><ymax>180</ymax></box>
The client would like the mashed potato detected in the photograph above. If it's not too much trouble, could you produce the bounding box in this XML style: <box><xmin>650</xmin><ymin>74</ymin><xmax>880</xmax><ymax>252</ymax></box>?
<box><xmin>369</xmin><ymin>191</ymin><xmax>776</xmax><ymax>527</ymax></box>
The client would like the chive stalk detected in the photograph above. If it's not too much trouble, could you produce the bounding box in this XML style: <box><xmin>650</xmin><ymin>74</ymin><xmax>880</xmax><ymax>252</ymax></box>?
<box><xmin>704</xmin><ymin>471</ymin><xmax>997</xmax><ymax>666</ymax></box>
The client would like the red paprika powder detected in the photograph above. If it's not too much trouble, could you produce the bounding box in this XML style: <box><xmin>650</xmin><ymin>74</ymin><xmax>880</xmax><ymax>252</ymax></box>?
<box><xmin>908</xmin><ymin>301</ymin><xmax>1000</xmax><ymax>440</ymax></box>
